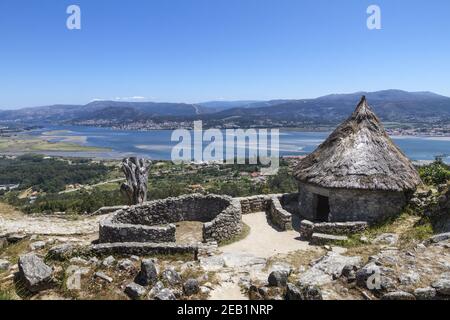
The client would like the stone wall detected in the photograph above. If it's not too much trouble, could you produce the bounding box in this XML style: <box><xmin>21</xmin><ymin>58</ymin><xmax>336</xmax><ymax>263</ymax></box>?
<box><xmin>299</xmin><ymin>220</ymin><xmax>368</xmax><ymax>240</ymax></box>
<box><xmin>267</xmin><ymin>197</ymin><xmax>293</xmax><ymax>231</ymax></box>
<box><xmin>238</xmin><ymin>195</ymin><xmax>273</xmax><ymax>214</ymax></box>
<box><xmin>99</xmin><ymin>194</ymin><xmax>242</xmax><ymax>244</ymax></box>
<box><xmin>298</xmin><ymin>182</ymin><xmax>408</xmax><ymax>224</ymax></box>
<box><xmin>99</xmin><ymin>220</ymin><xmax>176</xmax><ymax>243</ymax></box>
<box><xmin>90</xmin><ymin>242</ymin><xmax>198</xmax><ymax>258</ymax></box>
<box><xmin>237</xmin><ymin>194</ymin><xmax>295</xmax><ymax>231</ymax></box>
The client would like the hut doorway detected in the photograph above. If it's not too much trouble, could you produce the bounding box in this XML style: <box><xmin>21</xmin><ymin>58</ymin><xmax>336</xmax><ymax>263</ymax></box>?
<box><xmin>315</xmin><ymin>194</ymin><xmax>330</xmax><ymax>222</ymax></box>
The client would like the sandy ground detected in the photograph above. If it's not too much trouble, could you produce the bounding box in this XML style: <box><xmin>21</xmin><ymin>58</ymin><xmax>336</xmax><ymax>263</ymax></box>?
<box><xmin>221</xmin><ymin>211</ymin><xmax>310</xmax><ymax>258</ymax></box>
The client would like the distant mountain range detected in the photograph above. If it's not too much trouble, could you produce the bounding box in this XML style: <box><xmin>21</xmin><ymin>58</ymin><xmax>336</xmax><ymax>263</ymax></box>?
<box><xmin>1</xmin><ymin>90</ymin><xmax>450</xmax><ymax>129</ymax></box>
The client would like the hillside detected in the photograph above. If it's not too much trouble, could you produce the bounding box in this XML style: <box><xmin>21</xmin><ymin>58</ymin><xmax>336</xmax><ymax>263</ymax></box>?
<box><xmin>1</xmin><ymin>90</ymin><xmax>450</xmax><ymax>128</ymax></box>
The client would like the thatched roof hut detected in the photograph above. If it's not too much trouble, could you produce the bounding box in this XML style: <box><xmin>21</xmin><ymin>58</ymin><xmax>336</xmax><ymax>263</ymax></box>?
<box><xmin>294</xmin><ymin>97</ymin><xmax>421</xmax><ymax>223</ymax></box>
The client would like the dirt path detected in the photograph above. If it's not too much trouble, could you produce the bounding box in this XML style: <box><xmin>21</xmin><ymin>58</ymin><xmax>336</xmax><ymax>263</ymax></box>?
<box><xmin>0</xmin><ymin>202</ymin><xmax>102</xmax><ymax>236</ymax></box>
<box><xmin>209</xmin><ymin>212</ymin><xmax>312</xmax><ymax>300</ymax></box>
<box><xmin>221</xmin><ymin>211</ymin><xmax>310</xmax><ymax>258</ymax></box>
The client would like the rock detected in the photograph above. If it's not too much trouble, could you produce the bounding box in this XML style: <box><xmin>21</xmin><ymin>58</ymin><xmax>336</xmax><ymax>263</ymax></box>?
<box><xmin>47</xmin><ymin>243</ymin><xmax>75</xmax><ymax>261</ymax></box>
<box><xmin>200</xmin><ymin>286</ymin><xmax>211</xmax><ymax>295</ymax></box>
<box><xmin>162</xmin><ymin>267</ymin><xmax>182</xmax><ymax>286</ymax></box>
<box><xmin>268</xmin><ymin>271</ymin><xmax>288</xmax><ymax>287</ymax></box>
<box><xmin>148</xmin><ymin>281</ymin><xmax>165</xmax><ymax>298</ymax></box>
<box><xmin>69</xmin><ymin>257</ymin><xmax>90</xmax><ymax>266</ymax></box>
<box><xmin>130</xmin><ymin>255</ymin><xmax>140</xmax><ymax>261</ymax></box>
<box><xmin>65</xmin><ymin>265</ymin><xmax>90</xmax><ymax>291</ymax></box>
<box><xmin>7</xmin><ymin>233</ymin><xmax>27</xmax><ymax>244</ymax></box>
<box><xmin>154</xmin><ymin>288</ymin><xmax>176</xmax><ymax>300</ymax></box>
<box><xmin>356</xmin><ymin>263</ymin><xmax>381</xmax><ymax>289</ymax></box>
<box><xmin>94</xmin><ymin>271</ymin><xmax>113</xmax><ymax>283</ymax></box>
<box><xmin>269</xmin><ymin>262</ymin><xmax>294</xmax><ymax>276</ymax></box>
<box><xmin>135</xmin><ymin>259</ymin><xmax>158</xmax><ymax>286</ymax></box>
<box><xmin>431</xmin><ymin>275</ymin><xmax>450</xmax><ymax>296</ymax></box>
<box><xmin>124</xmin><ymin>282</ymin><xmax>147</xmax><ymax>300</ymax></box>
<box><xmin>372</xmin><ymin>233</ymin><xmax>399</xmax><ymax>245</ymax></box>
<box><xmin>342</xmin><ymin>264</ymin><xmax>357</xmax><ymax>281</ymax></box>
<box><xmin>298</xmin><ymin>252</ymin><xmax>362</xmax><ymax>286</ymax></box>
<box><xmin>414</xmin><ymin>287</ymin><xmax>437</xmax><ymax>300</ymax></box>
<box><xmin>360</xmin><ymin>236</ymin><xmax>369</xmax><ymax>243</ymax></box>
<box><xmin>183</xmin><ymin>278</ymin><xmax>200</xmax><ymax>296</ymax></box>
<box><xmin>29</xmin><ymin>241</ymin><xmax>46</xmax><ymax>251</ymax></box>
<box><xmin>399</xmin><ymin>271</ymin><xmax>420</xmax><ymax>285</ymax></box>
<box><xmin>199</xmin><ymin>255</ymin><xmax>225</xmax><ymax>271</ymax></box>
<box><xmin>299</xmin><ymin>284</ymin><xmax>323</xmax><ymax>300</ymax></box>
<box><xmin>310</xmin><ymin>233</ymin><xmax>348</xmax><ymax>246</ymax></box>
<box><xmin>382</xmin><ymin>291</ymin><xmax>416</xmax><ymax>300</ymax></box>
<box><xmin>248</xmin><ymin>285</ymin><xmax>263</xmax><ymax>300</ymax></box>
<box><xmin>89</xmin><ymin>257</ymin><xmax>100</xmax><ymax>265</ymax></box>
<box><xmin>425</xmin><ymin>233</ymin><xmax>450</xmax><ymax>245</ymax></box>
<box><xmin>0</xmin><ymin>259</ymin><xmax>10</xmax><ymax>271</ymax></box>
<box><xmin>285</xmin><ymin>283</ymin><xmax>302</xmax><ymax>300</ymax></box>
<box><xmin>118</xmin><ymin>259</ymin><xmax>135</xmax><ymax>271</ymax></box>
<box><xmin>102</xmin><ymin>256</ymin><xmax>116</xmax><ymax>267</ymax></box>
<box><xmin>222</xmin><ymin>252</ymin><xmax>266</xmax><ymax>268</ymax></box>
<box><xmin>18</xmin><ymin>253</ymin><xmax>53</xmax><ymax>293</ymax></box>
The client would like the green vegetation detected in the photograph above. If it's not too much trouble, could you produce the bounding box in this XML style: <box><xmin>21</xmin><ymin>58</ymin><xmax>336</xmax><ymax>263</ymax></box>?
<box><xmin>418</xmin><ymin>157</ymin><xmax>450</xmax><ymax>185</ymax></box>
<box><xmin>0</xmin><ymin>156</ymin><xmax>298</xmax><ymax>215</ymax></box>
<box><xmin>20</xmin><ymin>190</ymin><xmax>124</xmax><ymax>214</ymax></box>
<box><xmin>0</xmin><ymin>154</ymin><xmax>109</xmax><ymax>193</ymax></box>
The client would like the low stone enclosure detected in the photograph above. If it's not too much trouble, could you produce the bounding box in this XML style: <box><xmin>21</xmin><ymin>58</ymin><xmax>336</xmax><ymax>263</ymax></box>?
<box><xmin>95</xmin><ymin>193</ymin><xmax>296</xmax><ymax>256</ymax></box>
<box><xmin>96</xmin><ymin>191</ymin><xmax>378</xmax><ymax>255</ymax></box>
<box><xmin>99</xmin><ymin>194</ymin><xmax>242</xmax><ymax>245</ymax></box>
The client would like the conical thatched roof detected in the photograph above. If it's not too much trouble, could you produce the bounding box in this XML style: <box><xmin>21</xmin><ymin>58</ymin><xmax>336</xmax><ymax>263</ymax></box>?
<box><xmin>294</xmin><ymin>96</ymin><xmax>421</xmax><ymax>191</ymax></box>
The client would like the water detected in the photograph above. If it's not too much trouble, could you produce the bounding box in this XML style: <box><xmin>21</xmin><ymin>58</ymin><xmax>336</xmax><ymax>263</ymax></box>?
<box><xmin>27</xmin><ymin>125</ymin><xmax>450</xmax><ymax>163</ymax></box>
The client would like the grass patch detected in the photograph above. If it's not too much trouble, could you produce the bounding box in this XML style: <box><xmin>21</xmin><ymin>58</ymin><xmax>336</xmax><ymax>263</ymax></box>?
<box><xmin>0</xmin><ymin>288</ymin><xmax>16</xmax><ymax>300</ymax></box>
<box><xmin>219</xmin><ymin>222</ymin><xmax>251</xmax><ymax>247</ymax></box>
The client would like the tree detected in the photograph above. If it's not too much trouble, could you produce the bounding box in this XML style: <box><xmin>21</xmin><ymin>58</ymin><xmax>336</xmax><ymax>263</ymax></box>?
<box><xmin>120</xmin><ymin>157</ymin><xmax>152</xmax><ymax>205</ymax></box>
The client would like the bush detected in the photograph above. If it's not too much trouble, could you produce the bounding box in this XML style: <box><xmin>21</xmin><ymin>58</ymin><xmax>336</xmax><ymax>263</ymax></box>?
<box><xmin>419</xmin><ymin>158</ymin><xmax>450</xmax><ymax>185</ymax></box>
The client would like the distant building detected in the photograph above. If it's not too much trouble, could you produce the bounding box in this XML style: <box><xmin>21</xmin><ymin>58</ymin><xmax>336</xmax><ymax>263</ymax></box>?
<box><xmin>294</xmin><ymin>97</ymin><xmax>421</xmax><ymax>224</ymax></box>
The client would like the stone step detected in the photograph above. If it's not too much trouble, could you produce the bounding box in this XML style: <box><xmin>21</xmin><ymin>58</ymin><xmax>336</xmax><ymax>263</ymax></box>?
<box><xmin>310</xmin><ymin>233</ymin><xmax>348</xmax><ymax>245</ymax></box>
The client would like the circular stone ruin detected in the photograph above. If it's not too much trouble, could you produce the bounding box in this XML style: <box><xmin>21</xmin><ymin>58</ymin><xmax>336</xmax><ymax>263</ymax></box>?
<box><xmin>99</xmin><ymin>194</ymin><xmax>242</xmax><ymax>244</ymax></box>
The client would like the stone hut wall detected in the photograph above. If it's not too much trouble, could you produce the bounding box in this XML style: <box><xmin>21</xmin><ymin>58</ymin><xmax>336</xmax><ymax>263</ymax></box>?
<box><xmin>298</xmin><ymin>182</ymin><xmax>408</xmax><ymax>224</ymax></box>
<box><xmin>267</xmin><ymin>196</ymin><xmax>293</xmax><ymax>231</ymax></box>
<box><xmin>237</xmin><ymin>194</ymin><xmax>295</xmax><ymax>231</ymax></box>
<box><xmin>99</xmin><ymin>194</ymin><xmax>242</xmax><ymax>244</ymax></box>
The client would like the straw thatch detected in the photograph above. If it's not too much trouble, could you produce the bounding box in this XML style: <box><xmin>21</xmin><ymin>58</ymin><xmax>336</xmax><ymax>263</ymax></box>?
<box><xmin>294</xmin><ymin>96</ymin><xmax>421</xmax><ymax>192</ymax></box>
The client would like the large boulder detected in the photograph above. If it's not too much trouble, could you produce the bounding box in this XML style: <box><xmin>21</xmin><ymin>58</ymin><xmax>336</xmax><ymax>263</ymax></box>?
<box><xmin>135</xmin><ymin>259</ymin><xmax>158</xmax><ymax>286</ymax></box>
<box><xmin>18</xmin><ymin>253</ymin><xmax>53</xmax><ymax>293</ymax></box>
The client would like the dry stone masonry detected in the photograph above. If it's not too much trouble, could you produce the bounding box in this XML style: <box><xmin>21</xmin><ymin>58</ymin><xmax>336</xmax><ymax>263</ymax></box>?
<box><xmin>99</xmin><ymin>194</ymin><xmax>242</xmax><ymax>245</ymax></box>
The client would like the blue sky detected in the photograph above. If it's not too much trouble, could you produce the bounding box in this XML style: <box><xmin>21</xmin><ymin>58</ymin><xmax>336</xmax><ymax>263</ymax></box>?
<box><xmin>0</xmin><ymin>0</ymin><xmax>449</xmax><ymax>108</ymax></box>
